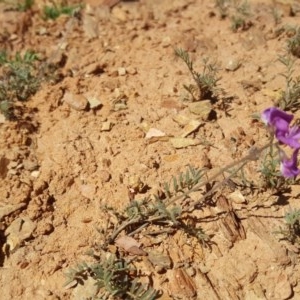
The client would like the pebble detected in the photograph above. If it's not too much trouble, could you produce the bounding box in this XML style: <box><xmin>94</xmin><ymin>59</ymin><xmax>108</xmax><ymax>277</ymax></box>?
<box><xmin>162</xmin><ymin>36</ymin><xmax>171</xmax><ymax>47</ymax></box>
<box><xmin>87</xmin><ymin>97</ymin><xmax>102</xmax><ymax>109</ymax></box>
<box><xmin>31</xmin><ymin>170</ymin><xmax>40</xmax><ymax>178</ymax></box>
<box><xmin>148</xmin><ymin>250</ymin><xmax>172</xmax><ymax>270</ymax></box>
<box><xmin>23</xmin><ymin>159</ymin><xmax>39</xmax><ymax>171</ymax></box>
<box><xmin>101</xmin><ymin>121</ymin><xmax>113</xmax><ymax>131</ymax></box>
<box><xmin>188</xmin><ymin>100</ymin><xmax>212</xmax><ymax>120</ymax></box>
<box><xmin>5</xmin><ymin>217</ymin><xmax>36</xmax><ymax>252</ymax></box>
<box><xmin>0</xmin><ymin>203</ymin><xmax>26</xmax><ymax>220</ymax></box>
<box><xmin>118</xmin><ymin>67</ymin><xmax>126</xmax><ymax>76</ymax></box>
<box><xmin>126</xmin><ymin>66</ymin><xmax>137</xmax><ymax>75</ymax></box>
<box><xmin>63</xmin><ymin>92</ymin><xmax>88</xmax><ymax>111</ymax></box>
<box><xmin>0</xmin><ymin>113</ymin><xmax>5</xmax><ymax>123</ymax></box>
<box><xmin>99</xmin><ymin>169</ymin><xmax>111</xmax><ymax>183</ymax></box>
<box><xmin>225</xmin><ymin>58</ymin><xmax>241</xmax><ymax>71</ymax></box>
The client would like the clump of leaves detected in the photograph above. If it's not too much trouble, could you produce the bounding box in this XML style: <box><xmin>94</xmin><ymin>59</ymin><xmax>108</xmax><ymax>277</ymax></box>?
<box><xmin>277</xmin><ymin>54</ymin><xmax>300</xmax><ymax>112</ymax></box>
<box><xmin>259</xmin><ymin>144</ymin><xmax>285</xmax><ymax>190</ymax></box>
<box><xmin>215</xmin><ymin>0</ymin><xmax>252</xmax><ymax>31</ymax></box>
<box><xmin>175</xmin><ymin>48</ymin><xmax>221</xmax><ymax>101</ymax></box>
<box><xmin>43</xmin><ymin>2</ymin><xmax>81</xmax><ymax>20</ymax></box>
<box><xmin>0</xmin><ymin>50</ymin><xmax>40</xmax><ymax>119</ymax></box>
<box><xmin>65</xmin><ymin>255</ymin><xmax>158</xmax><ymax>300</ymax></box>
<box><xmin>271</xmin><ymin>6</ymin><xmax>282</xmax><ymax>25</ymax></box>
<box><xmin>107</xmin><ymin>165</ymin><xmax>211</xmax><ymax>247</ymax></box>
<box><xmin>215</xmin><ymin>0</ymin><xmax>230</xmax><ymax>18</ymax></box>
<box><xmin>276</xmin><ymin>208</ymin><xmax>300</xmax><ymax>244</ymax></box>
<box><xmin>287</xmin><ymin>26</ymin><xmax>300</xmax><ymax>58</ymax></box>
<box><xmin>0</xmin><ymin>0</ymin><xmax>34</xmax><ymax>11</ymax></box>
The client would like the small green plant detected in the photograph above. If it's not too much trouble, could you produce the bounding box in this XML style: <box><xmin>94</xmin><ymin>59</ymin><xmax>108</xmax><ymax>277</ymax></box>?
<box><xmin>271</xmin><ymin>6</ymin><xmax>282</xmax><ymax>25</ymax></box>
<box><xmin>287</xmin><ymin>27</ymin><xmax>300</xmax><ymax>58</ymax></box>
<box><xmin>215</xmin><ymin>0</ymin><xmax>230</xmax><ymax>18</ymax></box>
<box><xmin>215</xmin><ymin>0</ymin><xmax>252</xmax><ymax>31</ymax></box>
<box><xmin>17</xmin><ymin>0</ymin><xmax>34</xmax><ymax>11</ymax></box>
<box><xmin>230</xmin><ymin>15</ymin><xmax>246</xmax><ymax>31</ymax></box>
<box><xmin>65</xmin><ymin>254</ymin><xmax>158</xmax><ymax>299</ymax></box>
<box><xmin>276</xmin><ymin>208</ymin><xmax>300</xmax><ymax>244</ymax></box>
<box><xmin>101</xmin><ymin>164</ymin><xmax>215</xmax><ymax>252</ymax></box>
<box><xmin>175</xmin><ymin>48</ymin><xmax>221</xmax><ymax>101</ymax></box>
<box><xmin>0</xmin><ymin>0</ymin><xmax>34</xmax><ymax>11</ymax></box>
<box><xmin>43</xmin><ymin>2</ymin><xmax>81</xmax><ymax>20</ymax></box>
<box><xmin>259</xmin><ymin>144</ymin><xmax>284</xmax><ymax>190</ymax></box>
<box><xmin>277</xmin><ymin>54</ymin><xmax>300</xmax><ymax>112</ymax></box>
<box><xmin>0</xmin><ymin>50</ymin><xmax>40</xmax><ymax>118</ymax></box>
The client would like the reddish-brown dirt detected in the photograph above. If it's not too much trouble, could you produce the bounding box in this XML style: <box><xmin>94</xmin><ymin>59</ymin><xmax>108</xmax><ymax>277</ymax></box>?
<box><xmin>1</xmin><ymin>0</ymin><xmax>300</xmax><ymax>299</ymax></box>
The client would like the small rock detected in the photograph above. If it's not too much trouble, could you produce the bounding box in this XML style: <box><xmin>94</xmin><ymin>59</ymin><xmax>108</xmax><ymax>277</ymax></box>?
<box><xmin>148</xmin><ymin>251</ymin><xmax>172</xmax><ymax>270</ymax></box>
<box><xmin>111</xmin><ymin>5</ymin><xmax>127</xmax><ymax>22</ymax></box>
<box><xmin>83</xmin><ymin>14</ymin><xmax>98</xmax><ymax>39</ymax></box>
<box><xmin>118</xmin><ymin>67</ymin><xmax>126</xmax><ymax>76</ymax></box>
<box><xmin>23</xmin><ymin>159</ymin><xmax>39</xmax><ymax>171</ymax></box>
<box><xmin>0</xmin><ymin>113</ymin><xmax>5</xmax><ymax>123</ymax></box>
<box><xmin>82</xmin><ymin>63</ymin><xmax>105</xmax><ymax>76</ymax></box>
<box><xmin>101</xmin><ymin>121</ymin><xmax>113</xmax><ymax>131</ymax></box>
<box><xmin>99</xmin><ymin>170</ymin><xmax>111</xmax><ymax>183</ymax></box>
<box><xmin>113</xmin><ymin>101</ymin><xmax>127</xmax><ymax>111</ymax></box>
<box><xmin>146</xmin><ymin>128</ymin><xmax>166</xmax><ymax>139</ymax></box>
<box><xmin>162</xmin><ymin>36</ymin><xmax>171</xmax><ymax>47</ymax></box>
<box><xmin>37</xmin><ymin>26</ymin><xmax>47</xmax><ymax>35</ymax></box>
<box><xmin>5</xmin><ymin>217</ymin><xmax>36</xmax><ymax>252</ymax></box>
<box><xmin>228</xmin><ymin>190</ymin><xmax>246</xmax><ymax>204</ymax></box>
<box><xmin>226</xmin><ymin>58</ymin><xmax>241</xmax><ymax>71</ymax></box>
<box><xmin>188</xmin><ymin>100</ymin><xmax>212</xmax><ymax>120</ymax></box>
<box><xmin>63</xmin><ymin>92</ymin><xmax>88</xmax><ymax>111</ymax></box>
<box><xmin>180</xmin><ymin>119</ymin><xmax>202</xmax><ymax>137</ymax></box>
<box><xmin>8</xmin><ymin>161</ymin><xmax>18</xmax><ymax>169</ymax></box>
<box><xmin>170</xmin><ymin>137</ymin><xmax>200</xmax><ymax>149</ymax></box>
<box><xmin>31</xmin><ymin>170</ymin><xmax>40</xmax><ymax>178</ymax></box>
<box><xmin>115</xmin><ymin>235</ymin><xmax>147</xmax><ymax>256</ymax></box>
<box><xmin>0</xmin><ymin>203</ymin><xmax>26</xmax><ymax>221</ymax></box>
<box><xmin>80</xmin><ymin>184</ymin><xmax>96</xmax><ymax>199</ymax></box>
<box><xmin>126</xmin><ymin>66</ymin><xmax>137</xmax><ymax>75</ymax></box>
<box><xmin>87</xmin><ymin>97</ymin><xmax>102</xmax><ymax>109</ymax></box>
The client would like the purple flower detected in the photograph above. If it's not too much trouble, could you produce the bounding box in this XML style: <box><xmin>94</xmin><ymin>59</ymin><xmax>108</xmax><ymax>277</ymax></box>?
<box><xmin>277</xmin><ymin>125</ymin><xmax>300</xmax><ymax>149</ymax></box>
<box><xmin>280</xmin><ymin>149</ymin><xmax>300</xmax><ymax>178</ymax></box>
<box><xmin>261</xmin><ymin>107</ymin><xmax>300</xmax><ymax>148</ymax></box>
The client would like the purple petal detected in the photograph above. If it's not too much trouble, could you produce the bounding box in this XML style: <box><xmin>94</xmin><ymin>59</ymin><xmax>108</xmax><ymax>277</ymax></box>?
<box><xmin>276</xmin><ymin>126</ymin><xmax>300</xmax><ymax>149</ymax></box>
<box><xmin>261</xmin><ymin>107</ymin><xmax>293</xmax><ymax>127</ymax></box>
<box><xmin>280</xmin><ymin>149</ymin><xmax>300</xmax><ymax>178</ymax></box>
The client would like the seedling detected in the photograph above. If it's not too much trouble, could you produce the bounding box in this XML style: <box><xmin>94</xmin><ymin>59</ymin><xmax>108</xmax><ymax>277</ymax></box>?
<box><xmin>259</xmin><ymin>144</ymin><xmax>284</xmax><ymax>190</ymax></box>
<box><xmin>276</xmin><ymin>208</ymin><xmax>300</xmax><ymax>244</ymax></box>
<box><xmin>215</xmin><ymin>0</ymin><xmax>252</xmax><ymax>31</ymax></box>
<box><xmin>175</xmin><ymin>48</ymin><xmax>221</xmax><ymax>101</ymax></box>
<box><xmin>277</xmin><ymin>54</ymin><xmax>300</xmax><ymax>112</ymax></box>
<box><xmin>215</xmin><ymin>0</ymin><xmax>230</xmax><ymax>18</ymax></box>
<box><xmin>43</xmin><ymin>2</ymin><xmax>82</xmax><ymax>20</ymax></box>
<box><xmin>287</xmin><ymin>27</ymin><xmax>300</xmax><ymax>58</ymax></box>
<box><xmin>271</xmin><ymin>6</ymin><xmax>282</xmax><ymax>25</ymax></box>
<box><xmin>65</xmin><ymin>254</ymin><xmax>158</xmax><ymax>299</ymax></box>
<box><xmin>0</xmin><ymin>50</ymin><xmax>40</xmax><ymax>119</ymax></box>
<box><xmin>0</xmin><ymin>0</ymin><xmax>34</xmax><ymax>11</ymax></box>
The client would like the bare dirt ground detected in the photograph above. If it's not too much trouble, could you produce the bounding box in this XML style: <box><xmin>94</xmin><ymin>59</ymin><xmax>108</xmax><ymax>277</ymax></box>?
<box><xmin>1</xmin><ymin>0</ymin><xmax>300</xmax><ymax>299</ymax></box>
